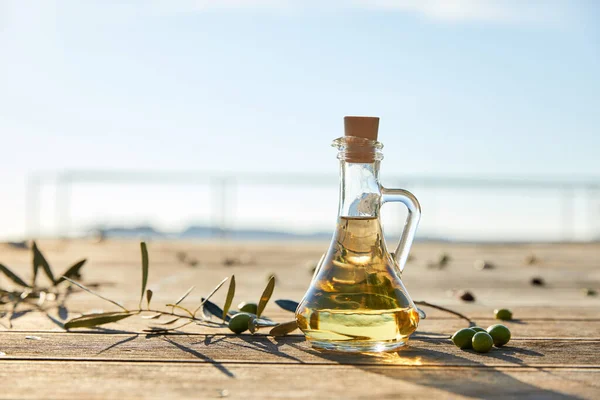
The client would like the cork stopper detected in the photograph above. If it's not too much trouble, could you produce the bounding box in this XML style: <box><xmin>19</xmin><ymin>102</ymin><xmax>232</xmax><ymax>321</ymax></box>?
<box><xmin>344</xmin><ymin>116</ymin><xmax>379</xmax><ymax>141</ymax></box>
<box><xmin>341</xmin><ymin>116</ymin><xmax>380</xmax><ymax>163</ymax></box>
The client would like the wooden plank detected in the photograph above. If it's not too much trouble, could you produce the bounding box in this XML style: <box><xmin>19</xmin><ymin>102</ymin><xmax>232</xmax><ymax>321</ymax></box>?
<box><xmin>1</xmin><ymin>333</ymin><xmax>599</xmax><ymax>367</ymax></box>
<box><xmin>3</xmin><ymin>242</ymin><xmax>599</xmax><ymax>330</ymax></box>
<box><xmin>4</xmin><ymin>312</ymin><xmax>600</xmax><ymax>339</ymax></box>
<box><xmin>0</xmin><ymin>361</ymin><xmax>598</xmax><ymax>400</ymax></box>
<box><xmin>5</xmin><ymin>299</ymin><xmax>600</xmax><ymax>333</ymax></box>
<box><xmin>4</xmin><ymin>284</ymin><xmax>597</xmax><ymax>320</ymax></box>
<box><xmin>2</xmin><ymin>240</ymin><xmax>599</xmax><ymax>399</ymax></box>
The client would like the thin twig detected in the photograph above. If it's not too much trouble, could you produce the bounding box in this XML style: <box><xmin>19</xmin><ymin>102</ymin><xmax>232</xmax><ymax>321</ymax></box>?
<box><xmin>62</xmin><ymin>277</ymin><xmax>128</xmax><ymax>312</ymax></box>
<box><xmin>144</xmin><ymin>309</ymin><xmax>216</xmax><ymax>324</ymax></box>
<box><xmin>192</xmin><ymin>277</ymin><xmax>228</xmax><ymax>317</ymax></box>
<box><xmin>414</xmin><ymin>300</ymin><xmax>474</xmax><ymax>326</ymax></box>
<box><xmin>144</xmin><ymin>320</ymin><xmax>193</xmax><ymax>333</ymax></box>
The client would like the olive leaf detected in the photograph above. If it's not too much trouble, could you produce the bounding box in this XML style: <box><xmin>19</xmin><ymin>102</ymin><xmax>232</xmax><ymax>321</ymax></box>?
<box><xmin>201</xmin><ymin>298</ymin><xmax>230</xmax><ymax>322</ymax></box>
<box><xmin>62</xmin><ymin>276</ymin><xmax>128</xmax><ymax>312</ymax></box>
<box><xmin>257</xmin><ymin>275</ymin><xmax>275</xmax><ymax>318</ymax></box>
<box><xmin>33</xmin><ymin>242</ymin><xmax>55</xmax><ymax>285</ymax></box>
<box><xmin>45</xmin><ymin>313</ymin><xmax>65</xmax><ymax>329</ymax></box>
<box><xmin>139</xmin><ymin>242</ymin><xmax>149</xmax><ymax>309</ymax></box>
<box><xmin>174</xmin><ymin>286</ymin><xmax>195</xmax><ymax>306</ymax></box>
<box><xmin>202</xmin><ymin>278</ymin><xmax>228</xmax><ymax>302</ymax></box>
<box><xmin>154</xmin><ymin>317</ymin><xmax>180</xmax><ymax>325</ymax></box>
<box><xmin>269</xmin><ymin>320</ymin><xmax>298</xmax><ymax>337</ymax></box>
<box><xmin>141</xmin><ymin>313</ymin><xmax>162</xmax><ymax>319</ymax></box>
<box><xmin>222</xmin><ymin>275</ymin><xmax>236</xmax><ymax>321</ymax></box>
<box><xmin>31</xmin><ymin>243</ymin><xmax>39</xmax><ymax>286</ymax></box>
<box><xmin>55</xmin><ymin>259</ymin><xmax>87</xmax><ymax>285</ymax></box>
<box><xmin>192</xmin><ymin>277</ymin><xmax>228</xmax><ymax>317</ymax></box>
<box><xmin>0</xmin><ymin>263</ymin><xmax>30</xmax><ymax>288</ymax></box>
<box><xmin>65</xmin><ymin>311</ymin><xmax>134</xmax><ymax>329</ymax></box>
<box><xmin>275</xmin><ymin>299</ymin><xmax>299</xmax><ymax>313</ymax></box>
<box><xmin>146</xmin><ymin>289</ymin><xmax>153</xmax><ymax>309</ymax></box>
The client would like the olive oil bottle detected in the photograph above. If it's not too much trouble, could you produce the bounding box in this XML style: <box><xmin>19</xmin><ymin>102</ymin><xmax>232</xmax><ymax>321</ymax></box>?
<box><xmin>295</xmin><ymin>117</ymin><xmax>422</xmax><ymax>352</ymax></box>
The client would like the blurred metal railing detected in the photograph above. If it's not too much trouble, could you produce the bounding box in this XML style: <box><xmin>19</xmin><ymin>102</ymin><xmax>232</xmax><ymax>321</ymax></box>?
<box><xmin>26</xmin><ymin>170</ymin><xmax>600</xmax><ymax>241</ymax></box>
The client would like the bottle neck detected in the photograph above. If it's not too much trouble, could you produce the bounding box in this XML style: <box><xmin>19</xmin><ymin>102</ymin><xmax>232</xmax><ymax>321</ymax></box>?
<box><xmin>338</xmin><ymin>161</ymin><xmax>382</xmax><ymax>218</ymax></box>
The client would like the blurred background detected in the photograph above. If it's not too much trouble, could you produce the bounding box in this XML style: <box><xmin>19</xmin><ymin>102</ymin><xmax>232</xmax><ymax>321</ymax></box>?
<box><xmin>1</xmin><ymin>0</ymin><xmax>599</xmax><ymax>243</ymax></box>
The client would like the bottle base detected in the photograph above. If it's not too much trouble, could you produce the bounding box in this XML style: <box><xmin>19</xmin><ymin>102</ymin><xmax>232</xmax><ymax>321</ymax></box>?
<box><xmin>308</xmin><ymin>339</ymin><xmax>408</xmax><ymax>353</ymax></box>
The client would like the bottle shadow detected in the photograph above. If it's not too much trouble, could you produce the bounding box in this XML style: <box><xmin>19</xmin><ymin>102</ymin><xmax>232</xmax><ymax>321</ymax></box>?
<box><xmin>273</xmin><ymin>337</ymin><xmax>581</xmax><ymax>400</ymax></box>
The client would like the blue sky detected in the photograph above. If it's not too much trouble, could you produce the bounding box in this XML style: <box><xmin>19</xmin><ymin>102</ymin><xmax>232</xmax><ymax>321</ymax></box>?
<box><xmin>0</xmin><ymin>0</ymin><xmax>599</xmax><ymax>240</ymax></box>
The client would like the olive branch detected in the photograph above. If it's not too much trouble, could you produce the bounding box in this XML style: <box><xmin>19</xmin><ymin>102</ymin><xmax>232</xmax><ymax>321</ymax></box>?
<box><xmin>2</xmin><ymin>242</ymin><xmax>472</xmax><ymax>335</ymax></box>
<box><xmin>62</xmin><ymin>242</ymin><xmax>298</xmax><ymax>336</ymax></box>
<box><xmin>0</xmin><ymin>243</ymin><xmax>87</xmax><ymax>328</ymax></box>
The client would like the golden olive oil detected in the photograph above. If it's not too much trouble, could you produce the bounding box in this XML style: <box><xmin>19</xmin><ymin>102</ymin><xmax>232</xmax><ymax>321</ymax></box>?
<box><xmin>296</xmin><ymin>217</ymin><xmax>419</xmax><ymax>351</ymax></box>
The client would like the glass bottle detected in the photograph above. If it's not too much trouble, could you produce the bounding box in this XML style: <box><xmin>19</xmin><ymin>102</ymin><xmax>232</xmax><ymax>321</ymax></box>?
<box><xmin>295</xmin><ymin>116</ymin><xmax>422</xmax><ymax>353</ymax></box>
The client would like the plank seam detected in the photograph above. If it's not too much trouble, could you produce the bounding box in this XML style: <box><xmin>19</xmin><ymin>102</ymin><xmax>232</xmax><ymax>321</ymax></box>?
<box><xmin>2</xmin><ymin>332</ymin><xmax>600</xmax><ymax>341</ymax></box>
<box><xmin>1</xmin><ymin>357</ymin><xmax>600</xmax><ymax>369</ymax></box>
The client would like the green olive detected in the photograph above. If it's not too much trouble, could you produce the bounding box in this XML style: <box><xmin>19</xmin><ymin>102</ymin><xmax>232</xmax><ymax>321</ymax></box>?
<box><xmin>472</xmin><ymin>332</ymin><xmax>494</xmax><ymax>353</ymax></box>
<box><xmin>471</xmin><ymin>327</ymin><xmax>486</xmax><ymax>333</ymax></box>
<box><xmin>494</xmin><ymin>309</ymin><xmax>513</xmax><ymax>321</ymax></box>
<box><xmin>228</xmin><ymin>312</ymin><xmax>253</xmax><ymax>334</ymax></box>
<box><xmin>451</xmin><ymin>328</ymin><xmax>476</xmax><ymax>349</ymax></box>
<box><xmin>238</xmin><ymin>301</ymin><xmax>258</xmax><ymax>315</ymax></box>
<box><xmin>487</xmin><ymin>324</ymin><xmax>511</xmax><ymax>347</ymax></box>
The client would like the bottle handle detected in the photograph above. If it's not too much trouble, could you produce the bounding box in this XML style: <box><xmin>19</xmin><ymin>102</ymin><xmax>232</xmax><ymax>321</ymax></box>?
<box><xmin>381</xmin><ymin>187</ymin><xmax>421</xmax><ymax>273</ymax></box>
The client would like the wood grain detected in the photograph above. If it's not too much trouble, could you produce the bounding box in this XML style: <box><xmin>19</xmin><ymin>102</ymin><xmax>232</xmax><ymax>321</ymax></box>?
<box><xmin>0</xmin><ymin>333</ymin><xmax>599</xmax><ymax>368</ymax></box>
<box><xmin>1</xmin><ymin>240</ymin><xmax>599</xmax><ymax>399</ymax></box>
<box><xmin>4</xmin><ymin>315</ymin><xmax>600</xmax><ymax>339</ymax></box>
<box><xmin>0</xmin><ymin>362</ymin><xmax>598</xmax><ymax>400</ymax></box>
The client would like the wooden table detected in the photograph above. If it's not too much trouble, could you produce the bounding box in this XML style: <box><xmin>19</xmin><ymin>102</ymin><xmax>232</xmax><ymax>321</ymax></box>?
<box><xmin>1</xmin><ymin>240</ymin><xmax>599</xmax><ymax>399</ymax></box>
